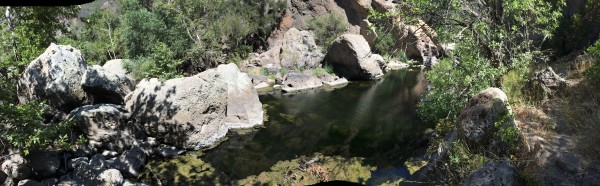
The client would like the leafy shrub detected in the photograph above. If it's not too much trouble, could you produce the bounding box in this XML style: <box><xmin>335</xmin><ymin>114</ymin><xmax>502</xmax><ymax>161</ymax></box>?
<box><xmin>584</xmin><ymin>39</ymin><xmax>600</xmax><ymax>85</ymax></box>
<box><xmin>308</xmin><ymin>13</ymin><xmax>349</xmax><ymax>50</ymax></box>
<box><xmin>124</xmin><ymin>42</ymin><xmax>183</xmax><ymax>80</ymax></box>
<box><xmin>417</xmin><ymin>41</ymin><xmax>505</xmax><ymax>124</ymax></box>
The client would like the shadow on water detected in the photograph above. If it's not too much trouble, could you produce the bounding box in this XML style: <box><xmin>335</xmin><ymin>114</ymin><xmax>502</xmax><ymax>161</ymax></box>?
<box><xmin>199</xmin><ymin>68</ymin><xmax>432</xmax><ymax>182</ymax></box>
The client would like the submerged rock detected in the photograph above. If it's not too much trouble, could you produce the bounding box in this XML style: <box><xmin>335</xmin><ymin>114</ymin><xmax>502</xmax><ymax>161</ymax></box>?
<box><xmin>462</xmin><ymin>161</ymin><xmax>523</xmax><ymax>186</ymax></box>
<box><xmin>17</xmin><ymin>43</ymin><xmax>88</xmax><ymax>111</ymax></box>
<box><xmin>125</xmin><ymin>63</ymin><xmax>263</xmax><ymax>150</ymax></box>
<box><xmin>324</xmin><ymin>34</ymin><xmax>383</xmax><ymax>80</ymax></box>
<box><xmin>282</xmin><ymin>72</ymin><xmax>324</xmax><ymax>93</ymax></box>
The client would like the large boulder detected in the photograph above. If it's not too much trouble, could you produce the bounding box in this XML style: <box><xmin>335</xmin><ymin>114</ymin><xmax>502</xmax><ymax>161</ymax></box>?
<box><xmin>456</xmin><ymin>88</ymin><xmax>522</xmax><ymax>155</ymax></box>
<box><xmin>125</xmin><ymin>63</ymin><xmax>263</xmax><ymax>150</ymax></box>
<box><xmin>17</xmin><ymin>43</ymin><xmax>88</xmax><ymax>111</ymax></box>
<box><xmin>324</xmin><ymin>34</ymin><xmax>384</xmax><ymax>80</ymax></box>
<box><xmin>526</xmin><ymin>67</ymin><xmax>567</xmax><ymax>99</ymax></box>
<box><xmin>81</xmin><ymin>65</ymin><xmax>136</xmax><ymax>105</ymax></box>
<box><xmin>280</xmin><ymin>28</ymin><xmax>325</xmax><ymax>69</ymax></box>
<box><xmin>462</xmin><ymin>161</ymin><xmax>523</xmax><ymax>186</ymax></box>
<box><xmin>102</xmin><ymin>59</ymin><xmax>133</xmax><ymax>80</ymax></box>
<box><xmin>68</xmin><ymin>104</ymin><xmax>137</xmax><ymax>153</ymax></box>
<box><xmin>281</xmin><ymin>72</ymin><xmax>324</xmax><ymax>93</ymax></box>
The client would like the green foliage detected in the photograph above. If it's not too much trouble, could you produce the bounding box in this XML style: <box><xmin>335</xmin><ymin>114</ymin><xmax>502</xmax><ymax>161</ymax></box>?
<box><xmin>447</xmin><ymin>140</ymin><xmax>488</xmax><ymax>184</ymax></box>
<box><xmin>60</xmin><ymin>8</ymin><xmax>122</xmax><ymax>65</ymax></box>
<box><xmin>401</xmin><ymin>0</ymin><xmax>564</xmax><ymax>123</ymax></box>
<box><xmin>308</xmin><ymin>13</ymin><xmax>349</xmax><ymax>50</ymax></box>
<box><xmin>0</xmin><ymin>79</ymin><xmax>83</xmax><ymax>155</ymax></box>
<box><xmin>584</xmin><ymin>39</ymin><xmax>600</xmax><ymax>85</ymax></box>
<box><xmin>417</xmin><ymin>41</ymin><xmax>505</xmax><ymax>123</ymax></box>
<box><xmin>0</xmin><ymin>6</ymin><xmax>79</xmax><ymax>77</ymax></box>
<box><xmin>494</xmin><ymin>114</ymin><xmax>521</xmax><ymax>152</ymax></box>
<box><xmin>124</xmin><ymin>42</ymin><xmax>183</xmax><ymax>80</ymax></box>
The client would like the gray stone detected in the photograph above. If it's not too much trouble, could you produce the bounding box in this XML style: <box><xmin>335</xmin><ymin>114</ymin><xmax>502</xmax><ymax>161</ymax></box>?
<box><xmin>81</xmin><ymin>65</ymin><xmax>136</xmax><ymax>105</ymax></box>
<box><xmin>0</xmin><ymin>170</ymin><xmax>7</xmax><ymax>184</ymax></box>
<box><xmin>108</xmin><ymin>147</ymin><xmax>147</xmax><ymax>177</ymax></box>
<box><xmin>317</xmin><ymin>73</ymin><xmax>349</xmax><ymax>88</ymax></box>
<box><xmin>26</xmin><ymin>151</ymin><xmax>60</xmax><ymax>178</ymax></box>
<box><xmin>462</xmin><ymin>161</ymin><xmax>523</xmax><ymax>186</ymax></box>
<box><xmin>97</xmin><ymin>169</ymin><xmax>124</xmax><ymax>186</ymax></box>
<box><xmin>281</xmin><ymin>72</ymin><xmax>323</xmax><ymax>93</ymax></box>
<box><xmin>386</xmin><ymin>60</ymin><xmax>410</xmax><ymax>71</ymax></box>
<box><xmin>526</xmin><ymin>67</ymin><xmax>567</xmax><ymax>99</ymax></box>
<box><xmin>1</xmin><ymin>160</ymin><xmax>31</xmax><ymax>180</ymax></box>
<box><xmin>67</xmin><ymin>104</ymin><xmax>137</xmax><ymax>153</ymax></box>
<box><xmin>456</xmin><ymin>88</ymin><xmax>521</xmax><ymax>155</ymax></box>
<box><xmin>125</xmin><ymin>63</ymin><xmax>263</xmax><ymax>150</ymax></box>
<box><xmin>63</xmin><ymin>156</ymin><xmax>124</xmax><ymax>186</ymax></box>
<box><xmin>17</xmin><ymin>179</ymin><xmax>43</xmax><ymax>186</ymax></box>
<box><xmin>324</xmin><ymin>34</ymin><xmax>384</xmax><ymax>80</ymax></box>
<box><xmin>17</xmin><ymin>43</ymin><xmax>88</xmax><ymax>111</ymax></box>
<box><xmin>102</xmin><ymin>59</ymin><xmax>133</xmax><ymax>80</ymax></box>
<box><xmin>280</xmin><ymin>28</ymin><xmax>324</xmax><ymax>69</ymax></box>
<box><xmin>68</xmin><ymin>157</ymin><xmax>89</xmax><ymax>171</ymax></box>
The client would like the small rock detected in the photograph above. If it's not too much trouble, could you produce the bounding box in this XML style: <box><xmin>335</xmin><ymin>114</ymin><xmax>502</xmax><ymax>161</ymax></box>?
<box><xmin>68</xmin><ymin>157</ymin><xmax>89</xmax><ymax>170</ymax></box>
<box><xmin>109</xmin><ymin>147</ymin><xmax>147</xmax><ymax>177</ymax></box>
<box><xmin>281</xmin><ymin>72</ymin><xmax>323</xmax><ymax>93</ymax></box>
<box><xmin>156</xmin><ymin>144</ymin><xmax>186</xmax><ymax>159</ymax></box>
<box><xmin>386</xmin><ymin>60</ymin><xmax>410</xmax><ymax>71</ymax></box>
<box><xmin>101</xmin><ymin>150</ymin><xmax>119</xmax><ymax>158</ymax></box>
<box><xmin>17</xmin><ymin>179</ymin><xmax>43</xmax><ymax>186</ymax></box>
<box><xmin>97</xmin><ymin>169</ymin><xmax>124</xmax><ymax>185</ymax></box>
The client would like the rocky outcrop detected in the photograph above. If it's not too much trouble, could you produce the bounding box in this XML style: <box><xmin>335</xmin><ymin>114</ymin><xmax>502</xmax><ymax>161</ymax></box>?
<box><xmin>248</xmin><ymin>28</ymin><xmax>323</xmax><ymax>70</ymax></box>
<box><xmin>125</xmin><ymin>63</ymin><xmax>263</xmax><ymax>150</ymax></box>
<box><xmin>281</xmin><ymin>72</ymin><xmax>324</xmax><ymax>93</ymax></box>
<box><xmin>462</xmin><ymin>161</ymin><xmax>523</xmax><ymax>186</ymax></box>
<box><xmin>17</xmin><ymin>43</ymin><xmax>88</xmax><ymax>111</ymax></box>
<box><xmin>324</xmin><ymin>34</ymin><xmax>384</xmax><ymax>80</ymax></box>
<box><xmin>81</xmin><ymin>65</ymin><xmax>136</xmax><ymax>105</ymax></box>
<box><xmin>68</xmin><ymin>104</ymin><xmax>137</xmax><ymax>153</ymax></box>
<box><xmin>280</xmin><ymin>28</ymin><xmax>324</xmax><ymax>69</ymax></box>
<box><xmin>456</xmin><ymin>88</ymin><xmax>521</xmax><ymax>155</ymax></box>
<box><xmin>526</xmin><ymin>67</ymin><xmax>567</xmax><ymax>99</ymax></box>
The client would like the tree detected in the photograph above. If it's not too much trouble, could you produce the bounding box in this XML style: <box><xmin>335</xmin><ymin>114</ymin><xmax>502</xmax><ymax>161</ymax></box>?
<box><xmin>394</xmin><ymin>0</ymin><xmax>565</xmax><ymax>123</ymax></box>
<box><xmin>0</xmin><ymin>6</ymin><xmax>79</xmax><ymax>77</ymax></box>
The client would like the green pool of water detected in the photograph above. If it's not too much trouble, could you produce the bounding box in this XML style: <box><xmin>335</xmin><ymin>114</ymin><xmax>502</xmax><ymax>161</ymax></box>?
<box><xmin>144</xmin><ymin>68</ymin><xmax>432</xmax><ymax>185</ymax></box>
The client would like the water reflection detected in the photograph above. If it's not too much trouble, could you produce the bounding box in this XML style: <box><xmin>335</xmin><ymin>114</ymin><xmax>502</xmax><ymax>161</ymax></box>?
<box><xmin>202</xmin><ymin>68</ymin><xmax>431</xmax><ymax>182</ymax></box>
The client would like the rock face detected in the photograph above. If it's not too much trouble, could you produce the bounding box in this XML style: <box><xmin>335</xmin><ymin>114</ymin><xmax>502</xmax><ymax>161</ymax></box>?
<box><xmin>17</xmin><ymin>43</ymin><xmax>88</xmax><ymax>111</ymax></box>
<box><xmin>279</xmin><ymin>28</ymin><xmax>324</xmax><ymax>69</ymax></box>
<box><xmin>68</xmin><ymin>104</ymin><xmax>137</xmax><ymax>153</ymax></box>
<box><xmin>282</xmin><ymin>72</ymin><xmax>324</xmax><ymax>93</ymax></box>
<box><xmin>526</xmin><ymin>67</ymin><xmax>567</xmax><ymax>99</ymax></box>
<box><xmin>324</xmin><ymin>34</ymin><xmax>383</xmax><ymax>80</ymax></box>
<box><xmin>125</xmin><ymin>63</ymin><xmax>263</xmax><ymax>150</ymax></box>
<box><xmin>81</xmin><ymin>65</ymin><xmax>136</xmax><ymax>105</ymax></box>
<box><xmin>462</xmin><ymin>161</ymin><xmax>523</xmax><ymax>186</ymax></box>
<box><xmin>456</xmin><ymin>88</ymin><xmax>521</xmax><ymax>154</ymax></box>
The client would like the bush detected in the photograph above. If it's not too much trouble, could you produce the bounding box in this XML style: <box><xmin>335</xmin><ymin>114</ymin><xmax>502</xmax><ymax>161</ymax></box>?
<box><xmin>584</xmin><ymin>39</ymin><xmax>600</xmax><ymax>85</ymax></box>
<box><xmin>417</xmin><ymin>41</ymin><xmax>505</xmax><ymax>124</ymax></box>
<box><xmin>308</xmin><ymin>13</ymin><xmax>349</xmax><ymax>51</ymax></box>
<box><xmin>124</xmin><ymin>42</ymin><xmax>183</xmax><ymax>80</ymax></box>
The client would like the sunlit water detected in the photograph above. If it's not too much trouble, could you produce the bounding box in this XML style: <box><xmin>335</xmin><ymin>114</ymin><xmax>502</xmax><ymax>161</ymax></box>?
<box><xmin>198</xmin><ymin>68</ymin><xmax>432</xmax><ymax>182</ymax></box>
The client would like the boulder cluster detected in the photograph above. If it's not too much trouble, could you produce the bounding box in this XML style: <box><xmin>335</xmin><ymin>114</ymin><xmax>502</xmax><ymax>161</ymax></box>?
<box><xmin>2</xmin><ymin>44</ymin><xmax>264</xmax><ymax>185</ymax></box>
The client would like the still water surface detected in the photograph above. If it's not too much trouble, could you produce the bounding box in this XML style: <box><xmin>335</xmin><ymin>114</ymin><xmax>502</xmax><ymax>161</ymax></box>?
<box><xmin>200</xmin><ymin>68</ymin><xmax>431</xmax><ymax>182</ymax></box>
